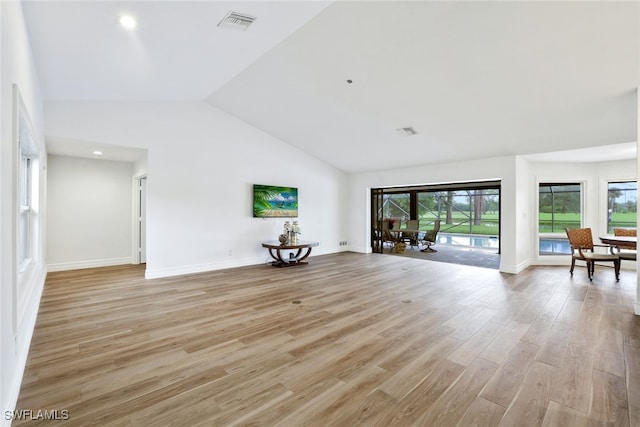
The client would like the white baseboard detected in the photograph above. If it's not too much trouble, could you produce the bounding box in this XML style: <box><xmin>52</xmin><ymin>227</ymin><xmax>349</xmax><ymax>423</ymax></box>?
<box><xmin>3</xmin><ymin>266</ymin><xmax>46</xmax><ymax>427</ymax></box>
<box><xmin>47</xmin><ymin>257</ymin><xmax>132</xmax><ymax>272</ymax></box>
<box><xmin>499</xmin><ymin>258</ymin><xmax>531</xmax><ymax>274</ymax></box>
<box><xmin>144</xmin><ymin>249</ymin><xmax>336</xmax><ymax>279</ymax></box>
<box><xmin>145</xmin><ymin>256</ymin><xmax>267</xmax><ymax>279</ymax></box>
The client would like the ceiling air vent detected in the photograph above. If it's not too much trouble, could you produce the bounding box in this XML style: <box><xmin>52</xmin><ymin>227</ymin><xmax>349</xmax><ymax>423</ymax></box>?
<box><xmin>217</xmin><ymin>11</ymin><xmax>256</xmax><ymax>31</ymax></box>
<box><xmin>396</xmin><ymin>127</ymin><xmax>418</xmax><ymax>137</ymax></box>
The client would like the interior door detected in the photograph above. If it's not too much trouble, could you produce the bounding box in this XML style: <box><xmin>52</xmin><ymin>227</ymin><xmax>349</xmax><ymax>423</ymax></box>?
<box><xmin>371</xmin><ymin>188</ymin><xmax>384</xmax><ymax>253</ymax></box>
<box><xmin>138</xmin><ymin>177</ymin><xmax>147</xmax><ymax>263</ymax></box>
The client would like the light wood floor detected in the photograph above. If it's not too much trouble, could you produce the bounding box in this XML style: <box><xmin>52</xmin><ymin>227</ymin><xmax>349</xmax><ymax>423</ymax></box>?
<box><xmin>15</xmin><ymin>253</ymin><xmax>640</xmax><ymax>426</ymax></box>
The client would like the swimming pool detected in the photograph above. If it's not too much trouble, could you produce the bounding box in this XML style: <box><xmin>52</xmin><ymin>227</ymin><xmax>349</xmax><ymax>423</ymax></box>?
<box><xmin>436</xmin><ymin>233</ymin><xmax>499</xmax><ymax>249</ymax></box>
<box><xmin>539</xmin><ymin>238</ymin><xmax>571</xmax><ymax>255</ymax></box>
<box><xmin>433</xmin><ymin>234</ymin><xmax>571</xmax><ymax>255</ymax></box>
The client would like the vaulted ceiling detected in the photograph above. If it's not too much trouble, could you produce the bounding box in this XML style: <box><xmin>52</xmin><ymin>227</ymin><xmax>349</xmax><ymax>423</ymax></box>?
<box><xmin>23</xmin><ymin>1</ymin><xmax>638</xmax><ymax>173</ymax></box>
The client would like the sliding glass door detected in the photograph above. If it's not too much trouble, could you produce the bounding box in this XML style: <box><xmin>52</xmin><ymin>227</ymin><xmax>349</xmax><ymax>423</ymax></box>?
<box><xmin>371</xmin><ymin>181</ymin><xmax>501</xmax><ymax>253</ymax></box>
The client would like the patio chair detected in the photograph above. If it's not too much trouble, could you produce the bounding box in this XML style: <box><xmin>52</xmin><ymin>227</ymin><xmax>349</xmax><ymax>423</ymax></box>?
<box><xmin>400</xmin><ymin>219</ymin><xmax>420</xmax><ymax>250</ymax></box>
<box><xmin>420</xmin><ymin>220</ymin><xmax>441</xmax><ymax>253</ymax></box>
<box><xmin>382</xmin><ymin>219</ymin><xmax>398</xmax><ymax>253</ymax></box>
<box><xmin>565</xmin><ymin>227</ymin><xmax>620</xmax><ymax>281</ymax></box>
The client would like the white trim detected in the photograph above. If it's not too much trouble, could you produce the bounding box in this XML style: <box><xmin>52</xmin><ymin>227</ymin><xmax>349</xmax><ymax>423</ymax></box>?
<box><xmin>145</xmin><ymin>256</ymin><xmax>272</xmax><ymax>279</ymax></box>
<box><xmin>534</xmin><ymin>178</ymin><xmax>589</xmax><ymax>264</ymax></box>
<box><xmin>47</xmin><ymin>257</ymin><xmax>132</xmax><ymax>272</ymax></box>
<box><xmin>500</xmin><ymin>258</ymin><xmax>531</xmax><ymax>275</ymax></box>
<box><xmin>4</xmin><ymin>265</ymin><xmax>46</xmax><ymax>427</ymax></box>
<box><xmin>132</xmin><ymin>173</ymin><xmax>147</xmax><ymax>265</ymax></box>
<box><xmin>600</xmin><ymin>176</ymin><xmax>637</xmax><ymax>233</ymax></box>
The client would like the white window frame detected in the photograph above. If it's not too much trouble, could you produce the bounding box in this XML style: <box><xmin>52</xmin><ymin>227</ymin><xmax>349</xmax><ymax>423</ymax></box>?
<box><xmin>601</xmin><ymin>178</ymin><xmax>637</xmax><ymax>234</ymax></box>
<box><xmin>18</xmin><ymin>153</ymin><xmax>33</xmax><ymax>272</ymax></box>
<box><xmin>536</xmin><ymin>180</ymin><xmax>586</xmax><ymax>259</ymax></box>
<box><xmin>17</xmin><ymin>114</ymin><xmax>39</xmax><ymax>273</ymax></box>
<box><xmin>14</xmin><ymin>84</ymin><xmax>41</xmax><ymax>324</ymax></box>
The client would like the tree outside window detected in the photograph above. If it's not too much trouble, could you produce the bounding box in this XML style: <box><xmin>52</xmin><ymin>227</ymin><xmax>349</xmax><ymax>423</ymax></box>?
<box><xmin>607</xmin><ymin>181</ymin><xmax>637</xmax><ymax>232</ymax></box>
<box><xmin>538</xmin><ymin>183</ymin><xmax>582</xmax><ymax>233</ymax></box>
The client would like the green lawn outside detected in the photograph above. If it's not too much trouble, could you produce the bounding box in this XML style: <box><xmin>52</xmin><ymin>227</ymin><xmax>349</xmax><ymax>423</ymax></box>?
<box><xmin>416</xmin><ymin>212</ymin><xmax>499</xmax><ymax>236</ymax></box>
<box><xmin>406</xmin><ymin>211</ymin><xmax>638</xmax><ymax>236</ymax></box>
<box><xmin>609</xmin><ymin>212</ymin><xmax>638</xmax><ymax>224</ymax></box>
<box><xmin>539</xmin><ymin>212</ymin><xmax>637</xmax><ymax>232</ymax></box>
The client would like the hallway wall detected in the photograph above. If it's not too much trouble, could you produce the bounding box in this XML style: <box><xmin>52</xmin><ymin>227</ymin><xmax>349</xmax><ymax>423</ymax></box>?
<box><xmin>47</xmin><ymin>155</ymin><xmax>134</xmax><ymax>271</ymax></box>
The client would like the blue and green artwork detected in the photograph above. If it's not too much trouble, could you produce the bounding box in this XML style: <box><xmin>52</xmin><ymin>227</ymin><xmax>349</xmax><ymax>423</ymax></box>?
<box><xmin>253</xmin><ymin>184</ymin><xmax>298</xmax><ymax>218</ymax></box>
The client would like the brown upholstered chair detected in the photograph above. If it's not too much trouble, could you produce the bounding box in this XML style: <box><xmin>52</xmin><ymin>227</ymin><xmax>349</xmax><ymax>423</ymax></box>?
<box><xmin>613</xmin><ymin>227</ymin><xmax>637</xmax><ymax>237</ymax></box>
<box><xmin>612</xmin><ymin>227</ymin><xmax>637</xmax><ymax>262</ymax></box>
<box><xmin>565</xmin><ymin>227</ymin><xmax>620</xmax><ymax>281</ymax></box>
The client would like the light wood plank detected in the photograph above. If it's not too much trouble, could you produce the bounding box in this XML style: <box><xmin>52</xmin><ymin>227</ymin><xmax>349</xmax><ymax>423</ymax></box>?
<box><xmin>413</xmin><ymin>358</ymin><xmax>499</xmax><ymax>426</ymax></box>
<box><xmin>480</xmin><ymin>340</ymin><xmax>540</xmax><ymax>408</ymax></box>
<box><xmin>541</xmin><ymin>400</ymin><xmax>589</xmax><ymax>427</ymax></box>
<box><xmin>589</xmin><ymin>369</ymin><xmax>629</xmax><ymax>426</ymax></box>
<box><xmin>498</xmin><ymin>361</ymin><xmax>559</xmax><ymax>426</ymax></box>
<box><xmin>478</xmin><ymin>320</ymin><xmax>530</xmax><ymax>364</ymax></box>
<box><xmin>624</xmin><ymin>344</ymin><xmax>640</xmax><ymax>427</ymax></box>
<box><xmin>457</xmin><ymin>397</ymin><xmax>506</xmax><ymax>427</ymax></box>
<box><xmin>551</xmin><ymin>343</ymin><xmax>594</xmax><ymax>413</ymax></box>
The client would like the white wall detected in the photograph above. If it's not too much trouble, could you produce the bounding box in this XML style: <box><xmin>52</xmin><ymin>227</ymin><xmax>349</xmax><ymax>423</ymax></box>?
<box><xmin>47</xmin><ymin>155</ymin><xmax>134</xmax><ymax>271</ymax></box>
<box><xmin>514</xmin><ymin>156</ymin><xmax>533</xmax><ymax>271</ymax></box>
<box><xmin>1</xmin><ymin>2</ymin><xmax>47</xmax><ymax>423</ymax></box>
<box><xmin>44</xmin><ymin>101</ymin><xmax>349</xmax><ymax>278</ymax></box>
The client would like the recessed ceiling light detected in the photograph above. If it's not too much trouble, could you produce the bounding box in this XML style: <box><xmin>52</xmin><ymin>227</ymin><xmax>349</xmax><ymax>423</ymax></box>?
<box><xmin>118</xmin><ymin>15</ymin><xmax>137</xmax><ymax>29</ymax></box>
<box><xmin>93</xmin><ymin>150</ymin><xmax>103</xmax><ymax>157</ymax></box>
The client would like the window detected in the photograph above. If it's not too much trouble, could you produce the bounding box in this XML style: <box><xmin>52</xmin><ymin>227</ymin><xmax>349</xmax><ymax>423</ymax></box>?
<box><xmin>13</xmin><ymin>84</ymin><xmax>41</xmax><ymax>331</ymax></box>
<box><xmin>417</xmin><ymin>189</ymin><xmax>499</xmax><ymax>236</ymax></box>
<box><xmin>16</xmin><ymin>93</ymin><xmax>39</xmax><ymax>272</ymax></box>
<box><xmin>18</xmin><ymin>154</ymin><xmax>33</xmax><ymax>268</ymax></box>
<box><xmin>382</xmin><ymin>193</ymin><xmax>410</xmax><ymax>220</ymax></box>
<box><xmin>607</xmin><ymin>181</ymin><xmax>637</xmax><ymax>233</ymax></box>
<box><xmin>538</xmin><ymin>183</ymin><xmax>581</xmax><ymax>255</ymax></box>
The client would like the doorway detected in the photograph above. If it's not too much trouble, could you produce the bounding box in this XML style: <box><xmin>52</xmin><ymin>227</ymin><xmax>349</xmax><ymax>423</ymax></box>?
<box><xmin>136</xmin><ymin>176</ymin><xmax>147</xmax><ymax>264</ymax></box>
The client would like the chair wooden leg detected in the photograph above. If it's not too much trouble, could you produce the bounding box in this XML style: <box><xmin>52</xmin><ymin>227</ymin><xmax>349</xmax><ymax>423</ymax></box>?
<box><xmin>614</xmin><ymin>260</ymin><xmax>620</xmax><ymax>281</ymax></box>
<box><xmin>569</xmin><ymin>257</ymin><xmax>575</xmax><ymax>275</ymax></box>
<box><xmin>587</xmin><ymin>261</ymin><xmax>593</xmax><ymax>281</ymax></box>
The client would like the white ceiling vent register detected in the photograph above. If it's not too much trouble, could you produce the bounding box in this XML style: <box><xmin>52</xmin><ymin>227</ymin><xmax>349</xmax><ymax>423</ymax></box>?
<box><xmin>396</xmin><ymin>127</ymin><xmax>418</xmax><ymax>136</ymax></box>
<box><xmin>217</xmin><ymin>11</ymin><xmax>256</xmax><ymax>31</ymax></box>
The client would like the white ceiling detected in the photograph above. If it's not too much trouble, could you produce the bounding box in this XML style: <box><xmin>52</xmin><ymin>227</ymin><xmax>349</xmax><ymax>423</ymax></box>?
<box><xmin>23</xmin><ymin>1</ymin><xmax>638</xmax><ymax>172</ymax></box>
<box><xmin>22</xmin><ymin>1</ymin><xmax>332</xmax><ymax>101</ymax></box>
